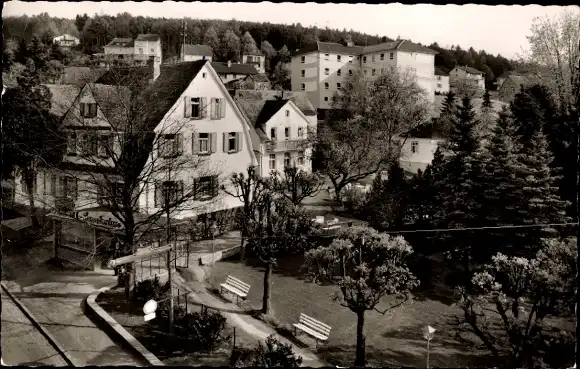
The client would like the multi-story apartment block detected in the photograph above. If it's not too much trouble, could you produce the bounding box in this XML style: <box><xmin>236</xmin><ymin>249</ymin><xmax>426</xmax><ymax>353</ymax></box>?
<box><xmin>434</xmin><ymin>68</ymin><xmax>450</xmax><ymax>94</ymax></box>
<box><xmin>290</xmin><ymin>39</ymin><xmax>437</xmax><ymax>112</ymax></box>
<box><xmin>234</xmin><ymin>90</ymin><xmax>317</xmax><ymax>177</ymax></box>
<box><xmin>182</xmin><ymin>44</ymin><xmax>214</xmax><ymax>62</ymax></box>
<box><xmin>449</xmin><ymin>66</ymin><xmax>486</xmax><ymax>92</ymax></box>
<box><xmin>103</xmin><ymin>34</ymin><xmax>162</xmax><ymax>66</ymax></box>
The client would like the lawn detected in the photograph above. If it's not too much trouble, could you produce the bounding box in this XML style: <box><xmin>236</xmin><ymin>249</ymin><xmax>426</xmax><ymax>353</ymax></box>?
<box><xmin>209</xmin><ymin>252</ymin><xmax>494</xmax><ymax>368</ymax></box>
<box><xmin>97</xmin><ymin>287</ymin><xmax>256</xmax><ymax>366</ymax></box>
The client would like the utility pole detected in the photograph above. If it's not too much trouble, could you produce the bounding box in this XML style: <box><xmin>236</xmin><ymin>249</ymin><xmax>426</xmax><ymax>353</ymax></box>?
<box><xmin>164</xmin><ymin>181</ymin><xmax>174</xmax><ymax>334</ymax></box>
<box><xmin>181</xmin><ymin>20</ymin><xmax>187</xmax><ymax>62</ymax></box>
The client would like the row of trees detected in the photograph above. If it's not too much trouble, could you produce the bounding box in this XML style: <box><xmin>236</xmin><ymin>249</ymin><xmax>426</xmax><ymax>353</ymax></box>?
<box><xmin>4</xmin><ymin>12</ymin><xmax>527</xmax><ymax>79</ymax></box>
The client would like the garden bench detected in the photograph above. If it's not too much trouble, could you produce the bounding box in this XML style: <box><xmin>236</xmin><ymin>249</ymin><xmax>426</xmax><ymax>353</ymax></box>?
<box><xmin>220</xmin><ymin>275</ymin><xmax>251</xmax><ymax>303</ymax></box>
<box><xmin>293</xmin><ymin>313</ymin><xmax>332</xmax><ymax>348</ymax></box>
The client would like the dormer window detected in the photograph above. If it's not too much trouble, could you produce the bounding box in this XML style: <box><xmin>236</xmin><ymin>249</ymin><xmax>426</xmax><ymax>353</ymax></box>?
<box><xmin>80</xmin><ymin>102</ymin><xmax>97</xmax><ymax>118</ymax></box>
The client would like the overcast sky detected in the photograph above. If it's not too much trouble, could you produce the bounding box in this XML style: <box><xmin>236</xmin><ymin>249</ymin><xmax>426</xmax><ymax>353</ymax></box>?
<box><xmin>3</xmin><ymin>2</ymin><xmax>576</xmax><ymax>59</ymax></box>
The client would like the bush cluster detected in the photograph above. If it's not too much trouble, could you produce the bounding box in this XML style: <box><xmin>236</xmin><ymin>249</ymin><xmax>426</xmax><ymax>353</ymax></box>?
<box><xmin>230</xmin><ymin>335</ymin><xmax>302</xmax><ymax>367</ymax></box>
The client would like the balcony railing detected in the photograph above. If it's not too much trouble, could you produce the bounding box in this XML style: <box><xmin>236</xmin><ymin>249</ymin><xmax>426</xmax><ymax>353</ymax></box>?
<box><xmin>265</xmin><ymin>139</ymin><xmax>308</xmax><ymax>152</ymax></box>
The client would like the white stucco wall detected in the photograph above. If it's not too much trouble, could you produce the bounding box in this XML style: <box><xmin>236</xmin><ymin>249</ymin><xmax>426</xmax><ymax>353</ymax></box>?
<box><xmin>291</xmin><ymin>53</ymin><xmax>320</xmax><ymax>110</ymax></box>
<box><xmin>399</xmin><ymin>137</ymin><xmax>443</xmax><ymax>173</ymax></box>
<box><xmin>140</xmin><ymin>63</ymin><xmax>256</xmax><ymax>219</ymax></box>
<box><xmin>435</xmin><ymin>75</ymin><xmax>450</xmax><ymax>94</ymax></box>
<box><xmin>184</xmin><ymin>55</ymin><xmax>213</xmax><ymax>62</ymax></box>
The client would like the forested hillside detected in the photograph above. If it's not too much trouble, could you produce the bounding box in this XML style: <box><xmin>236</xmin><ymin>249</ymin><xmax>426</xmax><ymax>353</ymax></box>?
<box><xmin>4</xmin><ymin>12</ymin><xmax>517</xmax><ymax>85</ymax></box>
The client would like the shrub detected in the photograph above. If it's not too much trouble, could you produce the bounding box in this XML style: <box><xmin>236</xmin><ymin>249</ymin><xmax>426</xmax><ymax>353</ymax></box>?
<box><xmin>230</xmin><ymin>335</ymin><xmax>302</xmax><ymax>367</ymax></box>
<box><xmin>341</xmin><ymin>186</ymin><xmax>367</xmax><ymax>216</ymax></box>
<box><xmin>132</xmin><ymin>276</ymin><xmax>170</xmax><ymax>306</ymax></box>
<box><xmin>175</xmin><ymin>309</ymin><xmax>230</xmax><ymax>352</ymax></box>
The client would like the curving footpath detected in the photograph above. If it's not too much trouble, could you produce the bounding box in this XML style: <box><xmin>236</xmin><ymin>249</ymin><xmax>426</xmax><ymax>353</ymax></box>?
<box><xmin>85</xmin><ymin>284</ymin><xmax>164</xmax><ymax>366</ymax></box>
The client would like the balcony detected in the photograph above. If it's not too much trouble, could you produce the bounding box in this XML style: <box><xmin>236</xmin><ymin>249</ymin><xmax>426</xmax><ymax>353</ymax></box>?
<box><xmin>265</xmin><ymin>139</ymin><xmax>308</xmax><ymax>152</ymax></box>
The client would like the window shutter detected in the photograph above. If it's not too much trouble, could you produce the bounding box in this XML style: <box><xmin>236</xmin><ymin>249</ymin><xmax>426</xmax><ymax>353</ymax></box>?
<box><xmin>157</xmin><ymin>137</ymin><xmax>165</xmax><ymax>157</ymax></box>
<box><xmin>192</xmin><ymin>178</ymin><xmax>199</xmax><ymax>200</ymax></box>
<box><xmin>80</xmin><ymin>103</ymin><xmax>85</xmax><ymax>117</ymax></box>
<box><xmin>50</xmin><ymin>174</ymin><xmax>57</xmax><ymax>196</ymax></box>
<box><xmin>91</xmin><ymin>103</ymin><xmax>98</xmax><ymax>117</ymax></box>
<box><xmin>175</xmin><ymin>133</ymin><xmax>183</xmax><ymax>155</ymax></box>
<box><xmin>184</xmin><ymin>97</ymin><xmax>191</xmax><ymax>118</ymax></box>
<box><xmin>210</xmin><ymin>133</ymin><xmax>217</xmax><ymax>153</ymax></box>
<box><xmin>210</xmin><ymin>98</ymin><xmax>216</xmax><ymax>120</ymax></box>
<box><xmin>211</xmin><ymin>175</ymin><xmax>219</xmax><ymax>197</ymax></box>
<box><xmin>192</xmin><ymin>132</ymin><xmax>199</xmax><ymax>154</ymax></box>
<box><xmin>236</xmin><ymin>132</ymin><xmax>243</xmax><ymax>152</ymax></box>
<box><xmin>222</xmin><ymin>133</ymin><xmax>227</xmax><ymax>153</ymax></box>
<box><xmin>200</xmin><ymin>98</ymin><xmax>207</xmax><ymax>118</ymax></box>
<box><xmin>154</xmin><ymin>182</ymin><xmax>162</xmax><ymax>207</ymax></box>
<box><xmin>219</xmin><ymin>99</ymin><xmax>226</xmax><ymax>118</ymax></box>
<box><xmin>71</xmin><ymin>178</ymin><xmax>78</xmax><ymax>200</ymax></box>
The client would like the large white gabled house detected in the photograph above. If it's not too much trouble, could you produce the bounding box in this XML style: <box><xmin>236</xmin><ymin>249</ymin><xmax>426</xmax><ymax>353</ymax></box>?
<box><xmin>130</xmin><ymin>60</ymin><xmax>258</xmax><ymax>219</ymax></box>
<box><xmin>233</xmin><ymin>90</ymin><xmax>318</xmax><ymax>177</ymax></box>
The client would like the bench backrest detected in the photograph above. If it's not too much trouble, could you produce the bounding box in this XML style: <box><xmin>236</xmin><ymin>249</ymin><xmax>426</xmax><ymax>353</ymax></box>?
<box><xmin>225</xmin><ymin>275</ymin><xmax>251</xmax><ymax>293</ymax></box>
<box><xmin>298</xmin><ymin>313</ymin><xmax>331</xmax><ymax>336</ymax></box>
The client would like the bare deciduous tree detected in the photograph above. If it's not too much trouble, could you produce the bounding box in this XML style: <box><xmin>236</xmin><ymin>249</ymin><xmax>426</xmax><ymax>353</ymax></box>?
<box><xmin>317</xmin><ymin>67</ymin><xmax>430</xmax><ymax>202</ymax></box>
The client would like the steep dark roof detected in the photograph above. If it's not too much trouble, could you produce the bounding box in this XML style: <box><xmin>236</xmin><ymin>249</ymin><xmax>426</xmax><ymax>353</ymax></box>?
<box><xmin>211</xmin><ymin>62</ymin><xmax>258</xmax><ymax>75</ymax></box>
<box><xmin>234</xmin><ymin>90</ymin><xmax>316</xmax><ymax>123</ymax></box>
<box><xmin>97</xmin><ymin>60</ymin><xmax>208</xmax><ymax>131</ymax></box>
<box><xmin>44</xmin><ymin>84</ymin><xmax>81</xmax><ymax>117</ymax></box>
<box><xmin>255</xmin><ymin>100</ymin><xmax>289</xmax><ymax>127</ymax></box>
<box><xmin>252</xmin><ymin>74</ymin><xmax>270</xmax><ymax>83</ymax></box>
<box><xmin>61</xmin><ymin>67</ymin><xmax>108</xmax><ymax>87</ymax></box>
<box><xmin>294</xmin><ymin>41</ymin><xmax>363</xmax><ymax>57</ymax></box>
<box><xmin>183</xmin><ymin>44</ymin><xmax>213</xmax><ymax>56</ymax></box>
<box><xmin>455</xmin><ymin>66</ymin><xmax>485</xmax><ymax>75</ymax></box>
<box><xmin>136</xmin><ymin>34</ymin><xmax>160</xmax><ymax>42</ymax></box>
<box><xmin>106</xmin><ymin>38</ymin><xmax>134</xmax><ymax>48</ymax></box>
<box><xmin>294</xmin><ymin>40</ymin><xmax>437</xmax><ymax>57</ymax></box>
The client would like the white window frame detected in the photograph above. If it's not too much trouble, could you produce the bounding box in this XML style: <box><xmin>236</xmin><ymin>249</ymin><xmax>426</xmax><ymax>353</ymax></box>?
<box><xmin>284</xmin><ymin>153</ymin><xmax>291</xmax><ymax>168</ymax></box>
<box><xmin>371</xmin><ymin>55</ymin><xmax>375</xmax><ymax>62</ymax></box>
<box><xmin>297</xmin><ymin>127</ymin><xmax>304</xmax><ymax>139</ymax></box>
<box><xmin>324</xmin><ymin>68</ymin><xmax>329</xmax><ymax>75</ymax></box>
<box><xmin>228</xmin><ymin>132</ymin><xmax>237</xmax><ymax>152</ymax></box>
<box><xmin>324</xmin><ymin>82</ymin><xmax>329</xmax><ymax>90</ymax></box>
<box><xmin>337</xmin><ymin>82</ymin><xmax>341</xmax><ymax>89</ymax></box>
<box><xmin>411</xmin><ymin>141</ymin><xmax>419</xmax><ymax>154</ymax></box>
<box><xmin>270</xmin><ymin>128</ymin><xmax>277</xmax><ymax>140</ymax></box>
<box><xmin>301</xmin><ymin>69</ymin><xmax>305</xmax><ymax>77</ymax></box>
<box><xmin>337</xmin><ymin>69</ymin><xmax>341</xmax><ymax>76</ymax></box>
<box><xmin>380</xmin><ymin>53</ymin><xmax>384</xmax><ymax>60</ymax></box>
<box><xmin>284</xmin><ymin>127</ymin><xmax>290</xmax><ymax>140</ymax></box>
<box><xmin>324</xmin><ymin>53</ymin><xmax>329</xmax><ymax>60</ymax></box>
<box><xmin>389</xmin><ymin>52</ymin><xmax>394</xmax><ymax>60</ymax></box>
<box><xmin>363</xmin><ymin>56</ymin><xmax>367</xmax><ymax>63</ymax></box>
<box><xmin>269</xmin><ymin>154</ymin><xmax>276</xmax><ymax>170</ymax></box>
<box><xmin>191</xmin><ymin>97</ymin><xmax>201</xmax><ymax>118</ymax></box>
<box><xmin>337</xmin><ymin>55</ymin><xmax>341</xmax><ymax>62</ymax></box>
<box><xmin>349</xmin><ymin>55</ymin><xmax>353</xmax><ymax>63</ymax></box>
<box><xmin>297</xmin><ymin>151</ymin><xmax>305</xmax><ymax>165</ymax></box>
<box><xmin>285</xmin><ymin>110</ymin><xmax>290</xmax><ymax>117</ymax></box>
<box><xmin>198</xmin><ymin>133</ymin><xmax>210</xmax><ymax>154</ymax></box>
<box><xmin>324</xmin><ymin>96</ymin><xmax>329</xmax><ymax>101</ymax></box>
<box><xmin>301</xmin><ymin>83</ymin><xmax>305</xmax><ymax>91</ymax></box>
<box><xmin>301</xmin><ymin>56</ymin><xmax>305</xmax><ymax>63</ymax></box>
<box><xmin>372</xmin><ymin>69</ymin><xmax>376</xmax><ymax>76</ymax></box>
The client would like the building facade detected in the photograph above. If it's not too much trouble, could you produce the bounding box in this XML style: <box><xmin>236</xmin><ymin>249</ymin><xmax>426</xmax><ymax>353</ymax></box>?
<box><xmin>434</xmin><ymin>70</ymin><xmax>450</xmax><ymax>94</ymax></box>
<box><xmin>449</xmin><ymin>66</ymin><xmax>486</xmax><ymax>92</ymax></box>
<box><xmin>103</xmin><ymin>34</ymin><xmax>162</xmax><ymax>66</ymax></box>
<box><xmin>290</xmin><ymin>40</ymin><xmax>437</xmax><ymax>111</ymax></box>
<box><xmin>182</xmin><ymin>44</ymin><xmax>214</xmax><ymax>62</ymax></box>
<box><xmin>241</xmin><ymin>52</ymin><xmax>266</xmax><ymax>74</ymax></box>
<box><xmin>233</xmin><ymin>90</ymin><xmax>317</xmax><ymax>177</ymax></box>
<box><xmin>53</xmin><ymin>34</ymin><xmax>80</xmax><ymax>48</ymax></box>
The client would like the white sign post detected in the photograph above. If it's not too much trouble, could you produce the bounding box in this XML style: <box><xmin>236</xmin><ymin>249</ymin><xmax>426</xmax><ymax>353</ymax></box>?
<box><xmin>143</xmin><ymin>299</ymin><xmax>158</xmax><ymax>322</ymax></box>
<box><xmin>423</xmin><ymin>325</ymin><xmax>436</xmax><ymax>369</ymax></box>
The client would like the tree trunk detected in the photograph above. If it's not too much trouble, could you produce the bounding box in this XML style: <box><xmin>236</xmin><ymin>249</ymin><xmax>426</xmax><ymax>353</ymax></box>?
<box><xmin>262</xmin><ymin>261</ymin><xmax>272</xmax><ymax>314</ymax></box>
<box><xmin>23</xmin><ymin>169</ymin><xmax>40</xmax><ymax>229</ymax></box>
<box><xmin>354</xmin><ymin>310</ymin><xmax>366</xmax><ymax>367</ymax></box>
<box><xmin>240</xmin><ymin>230</ymin><xmax>247</xmax><ymax>262</ymax></box>
<box><xmin>124</xmin><ymin>262</ymin><xmax>135</xmax><ymax>299</ymax></box>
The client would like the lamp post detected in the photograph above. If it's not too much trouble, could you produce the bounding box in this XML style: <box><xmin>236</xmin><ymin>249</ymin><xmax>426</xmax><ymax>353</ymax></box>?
<box><xmin>423</xmin><ymin>325</ymin><xmax>436</xmax><ymax>369</ymax></box>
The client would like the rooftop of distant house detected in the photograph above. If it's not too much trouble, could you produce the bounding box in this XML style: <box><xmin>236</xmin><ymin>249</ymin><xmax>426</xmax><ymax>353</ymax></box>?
<box><xmin>105</xmin><ymin>38</ymin><xmax>134</xmax><ymax>48</ymax></box>
<box><xmin>211</xmin><ymin>62</ymin><xmax>258</xmax><ymax>75</ymax></box>
<box><xmin>453</xmin><ymin>65</ymin><xmax>485</xmax><ymax>75</ymax></box>
<box><xmin>183</xmin><ymin>44</ymin><xmax>213</xmax><ymax>56</ymax></box>
<box><xmin>293</xmin><ymin>39</ymin><xmax>438</xmax><ymax>57</ymax></box>
<box><xmin>135</xmin><ymin>34</ymin><xmax>161</xmax><ymax>42</ymax></box>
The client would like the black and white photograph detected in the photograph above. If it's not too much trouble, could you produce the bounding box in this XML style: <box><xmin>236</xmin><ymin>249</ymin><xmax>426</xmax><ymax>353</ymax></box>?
<box><xmin>1</xmin><ymin>1</ymin><xmax>578</xmax><ymax>367</ymax></box>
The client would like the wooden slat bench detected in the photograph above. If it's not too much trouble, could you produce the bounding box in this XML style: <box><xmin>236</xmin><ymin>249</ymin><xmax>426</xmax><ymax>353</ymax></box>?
<box><xmin>220</xmin><ymin>275</ymin><xmax>251</xmax><ymax>303</ymax></box>
<box><xmin>293</xmin><ymin>313</ymin><xmax>332</xmax><ymax>348</ymax></box>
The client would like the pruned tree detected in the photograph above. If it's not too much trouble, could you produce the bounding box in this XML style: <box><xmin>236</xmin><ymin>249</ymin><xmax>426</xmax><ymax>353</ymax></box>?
<box><xmin>318</xmin><ymin>67</ymin><xmax>430</xmax><ymax>202</ymax></box>
<box><xmin>268</xmin><ymin>166</ymin><xmax>324</xmax><ymax>206</ymax></box>
<box><xmin>302</xmin><ymin>226</ymin><xmax>419</xmax><ymax>367</ymax></box>
<box><xmin>455</xmin><ymin>237</ymin><xmax>577</xmax><ymax>368</ymax></box>
<box><xmin>221</xmin><ymin>165</ymin><xmax>271</xmax><ymax>261</ymax></box>
<box><xmin>247</xmin><ymin>196</ymin><xmax>318</xmax><ymax>314</ymax></box>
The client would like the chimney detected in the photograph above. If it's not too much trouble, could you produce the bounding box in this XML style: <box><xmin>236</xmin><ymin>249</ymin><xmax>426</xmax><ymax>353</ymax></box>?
<box><xmin>227</xmin><ymin>60</ymin><xmax>232</xmax><ymax>68</ymax></box>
